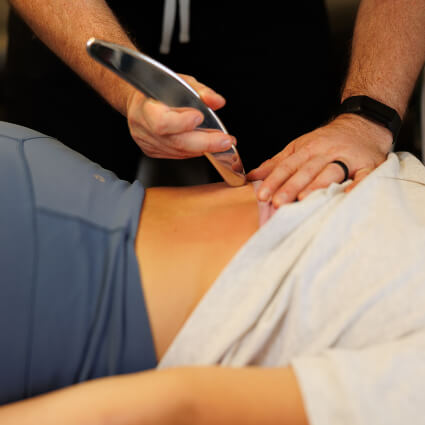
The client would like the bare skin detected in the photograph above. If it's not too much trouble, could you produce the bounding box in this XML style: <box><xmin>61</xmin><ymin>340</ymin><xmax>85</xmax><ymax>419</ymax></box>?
<box><xmin>0</xmin><ymin>182</ymin><xmax>309</xmax><ymax>425</ymax></box>
<box><xmin>10</xmin><ymin>0</ymin><xmax>425</xmax><ymax>202</ymax></box>
<box><xmin>135</xmin><ymin>182</ymin><xmax>260</xmax><ymax>360</ymax></box>
<box><xmin>9</xmin><ymin>0</ymin><xmax>233</xmax><ymax>159</ymax></box>
<box><xmin>249</xmin><ymin>0</ymin><xmax>425</xmax><ymax>205</ymax></box>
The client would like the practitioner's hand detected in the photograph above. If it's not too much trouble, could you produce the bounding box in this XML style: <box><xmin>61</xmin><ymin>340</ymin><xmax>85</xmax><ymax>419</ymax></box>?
<box><xmin>126</xmin><ymin>74</ymin><xmax>236</xmax><ymax>159</ymax></box>
<box><xmin>247</xmin><ymin>114</ymin><xmax>393</xmax><ymax>208</ymax></box>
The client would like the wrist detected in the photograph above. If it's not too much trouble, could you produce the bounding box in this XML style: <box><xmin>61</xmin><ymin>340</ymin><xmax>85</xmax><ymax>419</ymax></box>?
<box><xmin>337</xmin><ymin>95</ymin><xmax>402</xmax><ymax>146</ymax></box>
<box><xmin>332</xmin><ymin>113</ymin><xmax>393</xmax><ymax>153</ymax></box>
<box><xmin>97</xmin><ymin>369</ymin><xmax>197</xmax><ymax>425</ymax></box>
<box><xmin>147</xmin><ymin>368</ymin><xmax>199</xmax><ymax>425</ymax></box>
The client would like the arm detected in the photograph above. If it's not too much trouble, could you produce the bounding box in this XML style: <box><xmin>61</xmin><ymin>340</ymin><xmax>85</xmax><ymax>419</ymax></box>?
<box><xmin>9</xmin><ymin>0</ymin><xmax>232</xmax><ymax>158</ymax></box>
<box><xmin>342</xmin><ymin>0</ymin><xmax>425</xmax><ymax>116</ymax></box>
<box><xmin>248</xmin><ymin>0</ymin><xmax>425</xmax><ymax>206</ymax></box>
<box><xmin>0</xmin><ymin>366</ymin><xmax>308</xmax><ymax>425</ymax></box>
<box><xmin>9</xmin><ymin>0</ymin><xmax>135</xmax><ymax>117</ymax></box>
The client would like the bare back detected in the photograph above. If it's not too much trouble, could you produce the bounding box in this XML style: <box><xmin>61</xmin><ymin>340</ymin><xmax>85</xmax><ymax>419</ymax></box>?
<box><xmin>135</xmin><ymin>182</ymin><xmax>259</xmax><ymax>360</ymax></box>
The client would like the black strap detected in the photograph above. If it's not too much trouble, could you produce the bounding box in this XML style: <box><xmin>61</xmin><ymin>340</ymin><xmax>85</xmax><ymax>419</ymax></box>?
<box><xmin>338</xmin><ymin>96</ymin><xmax>402</xmax><ymax>145</ymax></box>
<box><xmin>332</xmin><ymin>160</ymin><xmax>349</xmax><ymax>182</ymax></box>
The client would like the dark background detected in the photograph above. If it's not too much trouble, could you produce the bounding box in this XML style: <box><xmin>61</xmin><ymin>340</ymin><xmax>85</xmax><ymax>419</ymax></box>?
<box><xmin>0</xmin><ymin>0</ymin><xmax>422</xmax><ymax>163</ymax></box>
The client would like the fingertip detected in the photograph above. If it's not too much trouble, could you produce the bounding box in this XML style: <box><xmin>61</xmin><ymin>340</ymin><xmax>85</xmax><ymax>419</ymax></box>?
<box><xmin>220</xmin><ymin>139</ymin><xmax>233</xmax><ymax>151</ymax></box>
<box><xmin>272</xmin><ymin>192</ymin><xmax>288</xmax><ymax>208</ymax></box>
<box><xmin>199</xmin><ymin>88</ymin><xmax>226</xmax><ymax>110</ymax></box>
<box><xmin>193</xmin><ymin>114</ymin><xmax>204</xmax><ymax>127</ymax></box>
<box><xmin>344</xmin><ymin>182</ymin><xmax>356</xmax><ymax>193</ymax></box>
<box><xmin>298</xmin><ymin>191</ymin><xmax>307</xmax><ymax>201</ymax></box>
<box><xmin>215</xmin><ymin>96</ymin><xmax>226</xmax><ymax>110</ymax></box>
<box><xmin>211</xmin><ymin>92</ymin><xmax>226</xmax><ymax>106</ymax></box>
<box><xmin>272</xmin><ymin>198</ymin><xmax>281</xmax><ymax>209</ymax></box>
<box><xmin>246</xmin><ymin>171</ymin><xmax>256</xmax><ymax>181</ymax></box>
<box><xmin>247</xmin><ymin>164</ymin><xmax>269</xmax><ymax>181</ymax></box>
<box><xmin>258</xmin><ymin>187</ymin><xmax>272</xmax><ymax>202</ymax></box>
<box><xmin>201</xmin><ymin>135</ymin><xmax>234</xmax><ymax>154</ymax></box>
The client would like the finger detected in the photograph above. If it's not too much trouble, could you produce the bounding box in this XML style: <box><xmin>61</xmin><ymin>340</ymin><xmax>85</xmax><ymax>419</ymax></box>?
<box><xmin>198</xmin><ymin>85</ymin><xmax>226</xmax><ymax>110</ymax></box>
<box><xmin>143</xmin><ymin>99</ymin><xmax>204</xmax><ymax>136</ymax></box>
<box><xmin>298</xmin><ymin>161</ymin><xmax>351</xmax><ymax>200</ymax></box>
<box><xmin>246</xmin><ymin>157</ymin><xmax>280</xmax><ymax>181</ymax></box>
<box><xmin>255</xmin><ymin>149</ymin><xmax>312</xmax><ymax>202</ymax></box>
<box><xmin>344</xmin><ymin>167</ymin><xmax>373</xmax><ymax>193</ymax></box>
<box><xmin>167</xmin><ymin>129</ymin><xmax>236</xmax><ymax>156</ymax></box>
<box><xmin>247</xmin><ymin>143</ymin><xmax>295</xmax><ymax>181</ymax></box>
<box><xmin>270</xmin><ymin>156</ymin><xmax>327</xmax><ymax>207</ymax></box>
<box><xmin>179</xmin><ymin>74</ymin><xmax>226</xmax><ymax>110</ymax></box>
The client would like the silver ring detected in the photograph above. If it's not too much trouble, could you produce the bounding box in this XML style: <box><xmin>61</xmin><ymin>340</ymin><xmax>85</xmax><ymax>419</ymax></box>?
<box><xmin>332</xmin><ymin>160</ymin><xmax>349</xmax><ymax>182</ymax></box>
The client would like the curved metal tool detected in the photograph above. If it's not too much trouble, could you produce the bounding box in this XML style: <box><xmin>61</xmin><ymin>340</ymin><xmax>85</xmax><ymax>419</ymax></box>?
<box><xmin>86</xmin><ymin>38</ymin><xmax>246</xmax><ymax>186</ymax></box>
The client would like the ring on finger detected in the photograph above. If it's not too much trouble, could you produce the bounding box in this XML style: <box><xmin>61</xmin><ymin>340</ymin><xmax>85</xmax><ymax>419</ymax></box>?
<box><xmin>331</xmin><ymin>160</ymin><xmax>349</xmax><ymax>182</ymax></box>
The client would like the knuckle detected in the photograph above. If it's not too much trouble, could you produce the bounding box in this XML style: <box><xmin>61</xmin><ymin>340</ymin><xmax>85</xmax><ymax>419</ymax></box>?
<box><xmin>281</xmin><ymin>181</ymin><xmax>298</xmax><ymax>194</ymax></box>
<box><xmin>152</xmin><ymin>118</ymin><xmax>169</xmax><ymax>136</ymax></box>
<box><xmin>131</xmin><ymin>133</ymin><xmax>148</xmax><ymax>148</ymax></box>
<box><xmin>171</xmin><ymin>135</ymin><xmax>186</xmax><ymax>151</ymax></box>
<box><xmin>300</xmin><ymin>142</ymin><xmax>315</xmax><ymax>158</ymax></box>
<box><xmin>184</xmin><ymin>118</ymin><xmax>197</xmax><ymax>132</ymax></box>
<box><xmin>203</xmin><ymin>138</ymin><xmax>214</xmax><ymax>153</ymax></box>
<box><xmin>302</xmin><ymin>163</ymin><xmax>318</xmax><ymax>178</ymax></box>
<box><xmin>276</xmin><ymin>162</ymin><xmax>295</xmax><ymax>177</ymax></box>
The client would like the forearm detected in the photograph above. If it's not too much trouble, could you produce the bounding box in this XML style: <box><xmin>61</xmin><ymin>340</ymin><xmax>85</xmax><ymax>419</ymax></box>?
<box><xmin>0</xmin><ymin>366</ymin><xmax>308</xmax><ymax>425</ymax></box>
<box><xmin>9</xmin><ymin>0</ymin><xmax>136</xmax><ymax>116</ymax></box>
<box><xmin>343</xmin><ymin>0</ymin><xmax>425</xmax><ymax>117</ymax></box>
<box><xmin>0</xmin><ymin>369</ymin><xmax>191</xmax><ymax>425</ymax></box>
<box><xmin>183</xmin><ymin>366</ymin><xmax>309</xmax><ymax>425</ymax></box>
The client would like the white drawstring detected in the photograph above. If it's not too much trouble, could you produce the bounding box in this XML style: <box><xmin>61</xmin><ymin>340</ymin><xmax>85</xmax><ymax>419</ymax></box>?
<box><xmin>160</xmin><ymin>0</ymin><xmax>191</xmax><ymax>54</ymax></box>
<box><xmin>178</xmin><ymin>0</ymin><xmax>190</xmax><ymax>44</ymax></box>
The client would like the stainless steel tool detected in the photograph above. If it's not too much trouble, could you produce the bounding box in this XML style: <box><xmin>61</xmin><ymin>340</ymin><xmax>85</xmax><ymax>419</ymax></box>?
<box><xmin>86</xmin><ymin>38</ymin><xmax>246</xmax><ymax>186</ymax></box>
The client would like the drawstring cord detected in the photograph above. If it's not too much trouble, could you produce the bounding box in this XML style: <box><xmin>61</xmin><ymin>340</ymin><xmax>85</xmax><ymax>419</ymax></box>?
<box><xmin>160</xmin><ymin>0</ymin><xmax>191</xmax><ymax>54</ymax></box>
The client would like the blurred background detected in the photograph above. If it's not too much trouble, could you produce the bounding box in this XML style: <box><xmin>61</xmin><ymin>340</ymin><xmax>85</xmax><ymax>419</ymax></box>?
<box><xmin>0</xmin><ymin>0</ymin><xmax>421</xmax><ymax>159</ymax></box>
<box><xmin>0</xmin><ymin>0</ymin><xmax>8</xmax><ymax>119</ymax></box>
<box><xmin>0</xmin><ymin>0</ymin><xmax>6</xmax><ymax>69</ymax></box>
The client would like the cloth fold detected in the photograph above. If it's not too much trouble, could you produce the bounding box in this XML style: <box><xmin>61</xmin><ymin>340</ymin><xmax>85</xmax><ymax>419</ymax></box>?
<box><xmin>159</xmin><ymin>152</ymin><xmax>425</xmax><ymax>425</ymax></box>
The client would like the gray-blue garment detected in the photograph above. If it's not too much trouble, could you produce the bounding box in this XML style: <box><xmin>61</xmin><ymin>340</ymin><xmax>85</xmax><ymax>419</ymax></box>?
<box><xmin>0</xmin><ymin>122</ymin><xmax>156</xmax><ymax>405</ymax></box>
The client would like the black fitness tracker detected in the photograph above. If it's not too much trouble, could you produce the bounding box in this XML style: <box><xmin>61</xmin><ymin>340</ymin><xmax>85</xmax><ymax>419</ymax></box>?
<box><xmin>338</xmin><ymin>96</ymin><xmax>402</xmax><ymax>145</ymax></box>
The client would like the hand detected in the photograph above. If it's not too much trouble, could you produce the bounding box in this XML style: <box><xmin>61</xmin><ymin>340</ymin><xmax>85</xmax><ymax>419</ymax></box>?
<box><xmin>247</xmin><ymin>114</ymin><xmax>393</xmax><ymax>208</ymax></box>
<box><xmin>126</xmin><ymin>74</ymin><xmax>236</xmax><ymax>159</ymax></box>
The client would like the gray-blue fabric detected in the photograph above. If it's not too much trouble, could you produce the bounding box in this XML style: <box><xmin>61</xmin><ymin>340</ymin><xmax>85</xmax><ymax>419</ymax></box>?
<box><xmin>0</xmin><ymin>122</ymin><xmax>156</xmax><ymax>404</ymax></box>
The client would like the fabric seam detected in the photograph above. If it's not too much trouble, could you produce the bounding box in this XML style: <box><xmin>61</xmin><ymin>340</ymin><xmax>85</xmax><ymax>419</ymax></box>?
<box><xmin>19</xmin><ymin>139</ymin><xmax>39</xmax><ymax>398</ymax></box>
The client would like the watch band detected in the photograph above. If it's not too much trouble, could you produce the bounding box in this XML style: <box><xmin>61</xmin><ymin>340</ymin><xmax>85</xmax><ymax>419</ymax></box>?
<box><xmin>338</xmin><ymin>96</ymin><xmax>402</xmax><ymax>144</ymax></box>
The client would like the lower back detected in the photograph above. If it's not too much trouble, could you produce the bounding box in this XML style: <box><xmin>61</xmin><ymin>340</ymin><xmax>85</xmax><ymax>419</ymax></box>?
<box><xmin>135</xmin><ymin>182</ymin><xmax>259</xmax><ymax>360</ymax></box>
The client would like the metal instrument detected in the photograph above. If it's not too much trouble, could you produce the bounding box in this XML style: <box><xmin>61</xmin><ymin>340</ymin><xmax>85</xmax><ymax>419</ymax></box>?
<box><xmin>86</xmin><ymin>38</ymin><xmax>246</xmax><ymax>186</ymax></box>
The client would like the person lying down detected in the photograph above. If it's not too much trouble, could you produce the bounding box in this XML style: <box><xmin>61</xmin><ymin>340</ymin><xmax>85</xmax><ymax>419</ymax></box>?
<box><xmin>1</xmin><ymin>121</ymin><xmax>425</xmax><ymax>425</ymax></box>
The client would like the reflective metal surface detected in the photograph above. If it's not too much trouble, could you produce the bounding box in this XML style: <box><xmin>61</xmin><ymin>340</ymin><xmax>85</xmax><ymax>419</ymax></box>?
<box><xmin>86</xmin><ymin>38</ymin><xmax>246</xmax><ymax>186</ymax></box>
